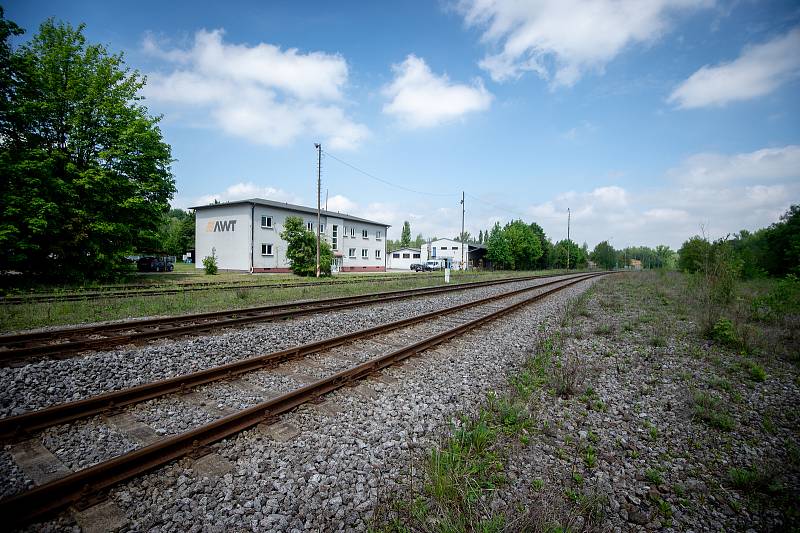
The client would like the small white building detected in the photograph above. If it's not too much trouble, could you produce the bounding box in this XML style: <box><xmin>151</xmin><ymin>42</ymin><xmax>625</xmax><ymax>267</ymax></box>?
<box><xmin>420</xmin><ymin>238</ymin><xmax>469</xmax><ymax>269</ymax></box>
<box><xmin>193</xmin><ymin>198</ymin><xmax>390</xmax><ymax>273</ymax></box>
<box><xmin>387</xmin><ymin>247</ymin><xmax>422</xmax><ymax>270</ymax></box>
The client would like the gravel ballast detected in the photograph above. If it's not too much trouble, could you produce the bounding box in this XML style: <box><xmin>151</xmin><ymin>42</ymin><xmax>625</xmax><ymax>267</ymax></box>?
<box><xmin>14</xmin><ymin>277</ymin><xmax>599</xmax><ymax>531</ymax></box>
<box><xmin>0</xmin><ymin>276</ymin><xmax>578</xmax><ymax>418</ymax></box>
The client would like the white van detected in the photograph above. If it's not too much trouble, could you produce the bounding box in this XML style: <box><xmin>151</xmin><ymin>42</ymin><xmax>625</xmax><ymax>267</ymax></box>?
<box><xmin>425</xmin><ymin>259</ymin><xmax>444</xmax><ymax>270</ymax></box>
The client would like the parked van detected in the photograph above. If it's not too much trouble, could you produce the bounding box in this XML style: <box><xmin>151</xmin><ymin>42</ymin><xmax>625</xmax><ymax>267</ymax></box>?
<box><xmin>425</xmin><ymin>259</ymin><xmax>444</xmax><ymax>270</ymax></box>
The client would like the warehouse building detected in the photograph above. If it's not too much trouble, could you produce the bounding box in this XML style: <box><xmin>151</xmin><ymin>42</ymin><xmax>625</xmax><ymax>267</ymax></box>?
<box><xmin>387</xmin><ymin>247</ymin><xmax>422</xmax><ymax>270</ymax></box>
<box><xmin>420</xmin><ymin>238</ymin><xmax>468</xmax><ymax>269</ymax></box>
<box><xmin>192</xmin><ymin>198</ymin><xmax>390</xmax><ymax>273</ymax></box>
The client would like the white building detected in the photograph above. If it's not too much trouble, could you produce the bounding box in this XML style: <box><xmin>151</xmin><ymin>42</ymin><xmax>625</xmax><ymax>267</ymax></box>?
<box><xmin>387</xmin><ymin>247</ymin><xmax>422</xmax><ymax>270</ymax></box>
<box><xmin>193</xmin><ymin>198</ymin><xmax>390</xmax><ymax>273</ymax></box>
<box><xmin>419</xmin><ymin>238</ymin><xmax>468</xmax><ymax>269</ymax></box>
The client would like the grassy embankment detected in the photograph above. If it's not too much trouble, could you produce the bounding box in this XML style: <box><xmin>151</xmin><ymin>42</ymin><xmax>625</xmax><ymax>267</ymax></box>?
<box><xmin>375</xmin><ymin>271</ymin><xmax>799</xmax><ymax>531</ymax></box>
<box><xmin>0</xmin><ymin>270</ymin><xmax>574</xmax><ymax>333</ymax></box>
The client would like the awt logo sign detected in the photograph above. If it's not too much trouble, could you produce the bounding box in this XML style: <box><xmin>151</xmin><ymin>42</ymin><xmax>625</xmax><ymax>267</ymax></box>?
<box><xmin>205</xmin><ymin>220</ymin><xmax>237</xmax><ymax>232</ymax></box>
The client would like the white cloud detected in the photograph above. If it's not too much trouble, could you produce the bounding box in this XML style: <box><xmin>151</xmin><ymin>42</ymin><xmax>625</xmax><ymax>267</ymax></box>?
<box><xmin>667</xmin><ymin>145</ymin><xmax>800</xmax><ymax>185</ymax></box>
<box><xmin>326</xmin><ymin>194</ymin><xmax>358</xmax><ymax>213</ymax></box>
<box><xmin>456</xmin><ymin>0</ymin><xmax>713</xmax><ymax>87</ymax></box>
<box><xmin>518</xmin><ymin>145</ymin><xmax>799</xmax><ymax>249</ymax></box>
<box><xmin>178</xmin><ymin>182</ymin><xmax>303</xmax><ymax>208</ymax></box>
<box><xmin>668</xmin><ymin>28</ymin><xmax>800</xmax><ymax>108</ymax></box>
<box><xmin>142</xmin><ymin>29</ymin><xmax>368</xmax><ymax>149</ymax></box>
<box><xmin>382</xmin><ymin>55</ymin><xmax>492</xmax><ymax>128</ymax></box>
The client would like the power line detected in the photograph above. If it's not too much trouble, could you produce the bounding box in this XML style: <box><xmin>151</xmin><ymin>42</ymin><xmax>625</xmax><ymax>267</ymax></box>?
<box><xmin>323</xmin><ymin>150</ymin><xmax>456</xmax><ymax>198</ymax></box>
<box><xmin>464</xmin><ymin>192</ymin><xmax>529</xmax><ymax>221</ymax></box>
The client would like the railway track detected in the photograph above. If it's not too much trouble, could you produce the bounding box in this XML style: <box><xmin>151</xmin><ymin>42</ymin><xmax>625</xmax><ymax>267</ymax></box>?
<box><xmin>0</xmin><ymin>272</ymin><xmax>446</xmax><ymax>304</ymax></box>
<box><xmin>0</xmin><ymin>272</ymin><xmax>574</xmax><ymax>365</ymax></box>
<box><xmin>0</xmin><ymin>271</ymin><xmax>605</xmax><ymax>528</ymax></box>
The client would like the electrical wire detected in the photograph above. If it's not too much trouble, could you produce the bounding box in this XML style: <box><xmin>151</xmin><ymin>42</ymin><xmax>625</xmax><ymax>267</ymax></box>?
<box><xmin>323</xmin><ymin>150</ymin><xmax>456</xmax><ymax>198</ymax></box>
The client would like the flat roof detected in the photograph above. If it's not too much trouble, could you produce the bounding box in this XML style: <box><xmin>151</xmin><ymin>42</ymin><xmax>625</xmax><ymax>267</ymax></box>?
<box><xmin>388</xmin><ymin>247</ymin><xmax>421</xmax><ymax>253</ymax></box>
<box><xmin>191</xmin><ymin>197</ymin><xmax>390</xmax><ymax>227</ymax></box>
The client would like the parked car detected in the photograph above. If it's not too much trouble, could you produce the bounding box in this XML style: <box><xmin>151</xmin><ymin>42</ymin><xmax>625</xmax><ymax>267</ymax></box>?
<box><xmin>411</xmin><ymin>263</ymin><xmax>432</xmax><ymax>272</ymax></box>
<box><xmin>137</xmin><ymin>256</ymin><xmax>174</xmax><ymax>272</ymax></box>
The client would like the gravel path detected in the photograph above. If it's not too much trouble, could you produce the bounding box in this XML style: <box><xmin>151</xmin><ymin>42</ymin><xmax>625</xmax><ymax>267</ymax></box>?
<box><xmin>14</xmin><ymin>277</ymin><xmax>598</xmax><ymax>532</ymax></box>
<box><xmin>0</xmin><ymin>275</ymin><xmax>574</xmax><ymax>417</ymax></box>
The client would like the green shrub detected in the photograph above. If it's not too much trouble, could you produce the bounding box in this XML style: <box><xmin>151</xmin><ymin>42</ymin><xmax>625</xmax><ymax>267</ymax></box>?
<box><xmin>740</xmin><ymin>359</ymin><xmax>767</xmax><ymax>382</ymax></box>
<box><xmin>202</xmin><ymin>254</ymin><xmax>218</xmax><ymax>275</ymax></box>
<box><xmin>711</xmin><ymin>318</ymin><xmax>739</xmax><ymax>346</ymax></box>
<box><xmin>751</xmin><ymin>275</ymin><xmax>800</xmax><ymax>322</ymax></box>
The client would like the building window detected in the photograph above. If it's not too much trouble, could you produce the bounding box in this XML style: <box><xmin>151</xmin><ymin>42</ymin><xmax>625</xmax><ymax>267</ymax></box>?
<box><xmin>376</xmin><ymin>230</ymin><xmax>382</xmax><ymax>240</ymax></box>
<box><xmin>413</xmin><ymin>253</ymin><xmax>420</xmax><ymax>259</ymax></box>
<box><xmin>375</xmin><ymin>249</ymin><xmax>381</xmax><ymax>259</ymax></box>
<box><xmin>320</xmin><ymin>224</ymin><xmax>325</xmax><ymax>234</ymax></box>
<box><xmin>350</xmin><ymin>227</ymin><xmax>355</xmax><ymax>237</ymax></box>
<box><xmin>362</xmin><ymin>229</ymin><xmax>368</xmax><ymax>239</ymax></box>
<box><xmin>392</xmin><ymin>253</ymin><xmax>400</xmax><ymax>258</ymax></box>
<box><xmin>348</xmin><ymin>248</ymin><xmax>356</xmax><ymax>258</ymax></box>
<box><xmin>402</xmin><ymin>253</ymin><xmax>410</xmax><ymax>259</ymax></box>
<box><xmin>307</xmin><ymin>221</ymin><xmax>313</xmax><ymax>232</ymax></box>
<box><xmin>260</xmin><ymin>215</ymin><xmax>273</xmax><ymax>228</ymax></box>
<box><xmin>441</xmin><ymin>246</ymin><xmax>448</xmax><ymax>250</ymax></box>
<box><xmin>361</xmin><ymin>248</ymin><xmax>368</xmax><ymax>259</ymax></box>
<box><xmin>432</xmin><ymin>247</ymin><xmax>437</xmax><ymax>257</ymax></box>
<box><xmin>261</xmin><ymin>243</ymin><xmax>273</xmax><ymax>256</ymax></box>
<box><xmin>332</xmin><ymin>225</ymin><xmax>338</xmax><ymax>250</ymax></box>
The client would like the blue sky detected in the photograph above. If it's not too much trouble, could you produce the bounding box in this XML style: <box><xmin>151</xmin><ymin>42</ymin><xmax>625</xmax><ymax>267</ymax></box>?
<box><xmin>7</xmin><ymin>0</ymin><xmax>800</xmax><ymax>249</ymax></box>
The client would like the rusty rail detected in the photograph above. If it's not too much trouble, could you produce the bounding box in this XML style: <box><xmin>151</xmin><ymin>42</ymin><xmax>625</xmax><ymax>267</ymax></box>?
<box><xmin>0</xmin><ymin>273</ymin><xmax>599</xmax><ymax>441</ymax></box>
<box><xmin>0</xmin><ymin>273</ymin><xmax>605</xmax><ymax>527</ymax></box>
<box><xmin>0</xmin><ymin>272</ymin><xmax>575</xmax><ymax>365</ymax></box>
<box><xmin>0</xmin><ymin>272</ymin><xmax>445</xmax><ymax>305</ymax></box>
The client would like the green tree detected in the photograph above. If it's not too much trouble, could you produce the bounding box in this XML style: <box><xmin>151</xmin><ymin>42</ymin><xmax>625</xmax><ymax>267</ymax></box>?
<box><xmin>528</xmin><ymin>222</ymin><xmax>551</xmax><ymax>269</ymax></box>
<box><xmin>400</xmin><ymin>221</ymin><xmax>411</xmax><ymax>247</ymax></box>
<box><xmin>654</xmin><ymin>244</ymin><xmax>676</xmax><ymax>270</ymax></box>
<box><xmin>678</xmin><ymin>236</ymin><xmax>713</xmax><ymax>273</ymax></box>
<box><xmin>551</xmin><ymin>239</ymin><xmax>586</xmax><ymax>269</ymax></box>
<box><xmin>0</xmin><ymin>15</ymin><xmax>175</xmax><ymax>280</ymax></box>
<box><xmin>486</xmin><ymin>222</ymin><xmax>512</xmax><ymax>269</ymax></box>
<box><xmin>762</xmin><ymin>205</ymin><xmax>800</xmax><ymax>277</ymax></box>
<box><xmin>504</xmin><ymin>220</ymin><xmax>542</xmax><ymax>270</ymax></box>
<box><xmin>591</xmin><ymin>241</ymin><xmax>617</xmax><ymax>269</ymax></box>
<box><xmin>477</xmin><ymin>230</ymin><xmax>483</xmax><ymax>244</ymax></box>
<box><xmin>280</xmin><ymin>216</ymin><xmax>332</xmax><ymax>276</ymax></box>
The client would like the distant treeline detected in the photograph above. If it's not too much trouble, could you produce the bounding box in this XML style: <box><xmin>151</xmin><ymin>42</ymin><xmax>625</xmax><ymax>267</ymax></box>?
<box><xmin>678</xmin><ymin>205</ymin><xmax>799</xmax><ymax>278</ymax></box>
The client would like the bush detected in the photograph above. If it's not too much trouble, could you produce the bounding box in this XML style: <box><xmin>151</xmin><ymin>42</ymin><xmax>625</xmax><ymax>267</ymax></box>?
<box><xmin>280</xmin><ymin>216</ymin><xmax>332</xmax><ymax>276</ymax></box>
<box><xmin>711</xmin><ymin>318</ymin><xmax>739</xmax><ymax>346</ymax></box>
<box><xmin>751</xmin><ymin>275</ymin><xmax>800</xmax><ymax>322</ymax></box>
<box><xmin>202</xmin><ymin>254</ymin><xmax>218</xmax><ymax>275</ymax></box>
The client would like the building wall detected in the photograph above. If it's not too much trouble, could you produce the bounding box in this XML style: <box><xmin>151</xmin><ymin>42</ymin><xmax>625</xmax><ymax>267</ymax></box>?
<box><xmin>387</xmin><ymin>248</ymin><xmax>422</xmax><ymax>270</ymax></box>
<box><xmin>420</xmin><ymin>239</ymin><xmax>468</xmax><ymax>269</ymax></box>
<box><xmin>196</xmin><ymin>202</ymin><xmax>387</xmax><ymax>272</ymax></box>
<box><xmin>195</xmin><ymin>204</ymin><xmax>252</xmax><ymax>271</ymax></box>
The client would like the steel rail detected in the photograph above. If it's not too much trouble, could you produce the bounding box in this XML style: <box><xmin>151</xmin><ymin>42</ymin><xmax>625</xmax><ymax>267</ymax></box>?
<box><xmin>0</xmin><ymin>273</ymin><xmax>444</xmax><ymax>304</ymax></box>
<box><xmin>0</xmin><ymin>273</ymin><xmax>600</xmax><ymax>441</ymax></box>
<box><xmin>0</xmin><ymin>272</ymin><xmax>605</xmax><ymax>527</ymax></box>
<box><xmin>0</xmin><ymin>273</ymin><xmax>571</xmax><ymax>364</ymax></box>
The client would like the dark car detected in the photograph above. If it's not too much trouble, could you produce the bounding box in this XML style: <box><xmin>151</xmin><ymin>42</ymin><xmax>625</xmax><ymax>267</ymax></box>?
<box><xmin>137</xmin><ymin>256</ymin><xmax>174</xmax><ymax>272</ymax></box>
<box><xmin>411</xmin><ymin>263</ymin><xmax>432</xmax><ymax>272</ymax></box>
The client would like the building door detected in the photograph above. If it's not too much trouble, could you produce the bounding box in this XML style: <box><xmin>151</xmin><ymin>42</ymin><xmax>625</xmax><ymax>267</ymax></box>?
<box><xmin>332</xmin><ymin>257</ymin><xmax>342</xmax><ymax>273</ymax></box>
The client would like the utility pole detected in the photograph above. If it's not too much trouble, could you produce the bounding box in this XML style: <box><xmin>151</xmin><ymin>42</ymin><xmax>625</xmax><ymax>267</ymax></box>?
<box><xmin>566</xmin><ymin>207</ymin><xmax>571</xmax><ymax>270</ymax></box>
<box><xmin>460</xmin><ymin>191</ymin><xmax>465</xmax><ymax>270</ymax></box>
<box><xmin>314</xmin><ymin>143</ymin><xmax>321</xmax><ymax>278</ymax></box>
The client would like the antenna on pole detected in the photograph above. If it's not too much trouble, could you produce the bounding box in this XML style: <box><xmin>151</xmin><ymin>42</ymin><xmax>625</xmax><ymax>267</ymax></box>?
<box><xmin>460</xmin><ymin>191</ymin><xmax>465</xmax><ymax>270</ymax></box>
<box><xmin>566</xmin><ymin>207</ymin><xmax>571</xmax><ymax>270</ymax></box>
<box><xmin>325</xmin><ymin>189</ymin><xmax>328</xmax><ymax>211</ymax></box>
<box><xmin>315</xmin><ymin>143</ymin><xmax>321</xmax><ymax>278</ymax></box>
